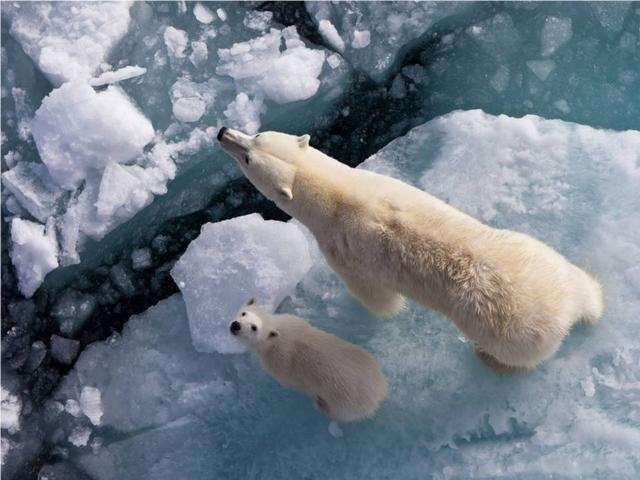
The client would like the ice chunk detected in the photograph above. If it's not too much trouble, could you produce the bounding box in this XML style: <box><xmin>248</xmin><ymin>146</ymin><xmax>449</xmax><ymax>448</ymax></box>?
<box><xmin>467</xmin><ymin>12</ymin><xmax>521</xmax><ymax>60</ymax></box>
<box><xmin>131</xmin><ymin>248</ymin><xmax>153</xmax><ymax>270</ymax></box>
<box><xmin>216</xmin><ymin>8</ymin><xmax>227</xmax><ymax>22</ymax></box>
<box><xmin>80</xmin><ymin>387</ymin><xmax>103</xmax><ymax>426</ymax></box>
<box><xmin>1</xmin><ymin>387</ymin><xmax>21</xmax><ymax>434</ymax></box>
<box><xmin>171</xmin><ymin>214</ymin><xmax>313</xmax><ymax>353</ymax></box>
<box><xmin>51</xmin><ymin>290</ymin><xmax>97</xmax><ymax>336</ymax></box>
<box><xmin>50</xmin><ymin>335</ymin><xmax>80</xmax><ymax>365</ymax></box>
<box><xmin>6</xmin><ymin>2</ymin><xmax>133</xmax><ymax>86</ymax></box>
<box><xmin>10</xmin><ymin>218</ymin><xmax>58</xmax><ymax>298</ymax></box>
<box><xmin>25</xmin><ymin>341</ymin><xmax>47</xmax><ymax>372</ymax></box>
<box><xmin>170</xmin><ymin>77</ymin><xmax>217</xmax><ymax>123</ymax></box>
<box><xmin>89</xmin><ymin>66</ymin><xmax>146</xmax><ymax>87</ymax></box>
<box><xmin>541</xmin><ymin>17</ymin><xmax>573</xmax><ymax>57</ymax></box>
<box><xmin>163</xmin><ymin>26</ymin><xmax>188</xmax><ymax>59</ymax></box>
<box><xmin>109</xmin><ymin>263</ymin><xmax>136</xmax><ymax>297</ymax></box>
<box><xmin>95</xmin><ymin>163</ymin><xmax>153</xmax><ymax>220</ymax></box>
<box><xmin>307</xmin><ymin>1</ymin><xmax>469</xmax><ymax>82</ymax></box>
<box><xmin>1</xmin><ymin>162</ymin><xmax>64</xmax><ymax>222</ymax></box>
<box><xmin>193</xmin><ymin>3</ymin><xmax>215</xmax><ymax>24</ymax></box>
<box><xmin>189</xmin><ymin>41</ymin><xmax>208</xmax><ymax>66</ymax></box>
<box><xmin>216</xmin><ymin>27</ymin><xmax>327</xmax><ymax>104</ymax></box>
<box><xmin>31</xmin><ymin>82</ymin><xmax>154</xmax><ymax>190</ymax></box>
<box><xmin>68</xmin><ymin>426</ymin><xmax>92</xmax><ymax>448</ymax></box>
<box><xmin>319</xmin><ymin>20</ymin><xmax>345</xmax><ymax>53</ymax></box>
<box><xmin>223</xmin><ymin>93</ymin><xmax>264</xmax><ymax>135</ymax></box>
<box><xmin>592</xmin><ymin>2</ymin><xmax>631</xmax><ymax>32</ymax></box>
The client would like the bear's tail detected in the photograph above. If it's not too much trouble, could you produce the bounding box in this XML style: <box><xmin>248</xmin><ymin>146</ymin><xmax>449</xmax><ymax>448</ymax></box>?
<box><xmin>576</xmin><ymin>269</ymin><xmax>604</xmax><ymax>325</ymax></box>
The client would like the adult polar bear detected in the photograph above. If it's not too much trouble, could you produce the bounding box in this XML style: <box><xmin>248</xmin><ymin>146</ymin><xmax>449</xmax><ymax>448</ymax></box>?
<box><xmin>217</xmin><ymin>127</ymin><xmax>603</xmax><ymax>370</ymax></box>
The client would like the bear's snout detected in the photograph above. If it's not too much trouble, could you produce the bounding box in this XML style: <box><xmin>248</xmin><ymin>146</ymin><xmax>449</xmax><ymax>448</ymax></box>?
<box><xmin>230</xmin><ymin>321</ymin><xmax>241</xmax><ymax>335</ymax></box>
<box><xmin>217</xmin><ymin>126</ymin><xmax>228</xmax><ymax>141</ymax></box>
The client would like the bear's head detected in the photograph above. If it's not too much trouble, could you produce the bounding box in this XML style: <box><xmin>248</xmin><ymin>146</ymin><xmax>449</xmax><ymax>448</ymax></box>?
<box><xmin>229</xmin><ymin>298</ymin><xmax>279</xmax><ymax>348</ymax></box>
<box><xmin>218</xmin><ymin>127</ymin><xmax>310</xmax><ymax>204</ymax></box>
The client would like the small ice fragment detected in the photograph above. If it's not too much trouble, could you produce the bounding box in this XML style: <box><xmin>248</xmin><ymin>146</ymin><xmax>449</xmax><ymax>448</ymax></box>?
<box><xmin>328</xmin><ymin>421</ymin><xmax>343</xmax><ymax>438</ymax></box>
<box><xmin>189</xmin><ymin>41</ymin><xmax>208</xmax><ymax>66</ymax></box>
<box><xmin>164</xmin><ymin>26</ymin><xmax>189</xmax><ymax>59</ymax></box>
<box><xmin>527</xmin><ymin>59</ymin><xmax>556</xmax><ymax>81</ymax></box>
<box><xmin>193</xmin><ymin>3</ymin><xmax>215</xmax><ymax>24</ymax></box>
<box><xmin>10</xmin><ymin>218</ymin><xmax>59</xmax><ymax>298</ymax></box>
<box><xmin>581</xmin><ymin>376</ymin><xmax>596</xmax><ymax>397</ymax></box>
<box><xmin>1</xmin><ymin>387</ymin><xmax>21</xmax><ymax>434</ymax></box>
<box><xmin>89</xmin><ymin>66</ymin><xmax>147</xmax><ymax>86</ymax></box>
<box><xmin>109</xmin><ymin>263</ymin><xmax>136</xmax><ymax>297</ymax></box>
<box><xmin>25</xmin><ymin>341</ymin><xmax>47</xmax><ymax>372</ymax></box>
<box><xmin>243</xmin><ymin>11</ymin><xmax>273</xmax><ymax>31</ymax></box>
<box><xmin>352</xmin><ymin>30</ymin><xmax>371</xmax><ymax>49</ymax></box>
<box><xmin>173</xmin><ymin>97</ymin><xmax>207</xmax><ymax>123</ymax></box>
<box><xmin>68</xmin><ymin>426</ymin><xmax>92</xmax><ymax>447</ymax></box>
<box><xmin>327</xmin><ymin>54</ymin><xmax>341</xmax><ymax>69</ymax></box>
<box><xmin>50</xmin><ymin>335</ymin><xmax>80</xmax><ymax>365</ymax></box>
<box><xmin>51</xmin><ymin>290</ymin><xmax>97</xmax><ymax>336</ymax></box>
<box><xmin>131</xmin><ymin>248</ymin><xmax>153</xmax><ymax>270</ymax></box>
<box><xmin>319</xmin><ymin>20</ymin><xmax>345</xmax><ymax>52</ymax></box>
<box><xmin>216</xmin><ymin>8</ymin><xmax>227</xmax><ymax>22</ymax></box>
<box><xmin>490</xmin><ymin>65</ymin><xmax>511</xmax><ymax>92</ymax></box>
<box><xmin>80</xmin><ymin>387</ymin><xmax>103</xmax><ymax>426</ymax></box>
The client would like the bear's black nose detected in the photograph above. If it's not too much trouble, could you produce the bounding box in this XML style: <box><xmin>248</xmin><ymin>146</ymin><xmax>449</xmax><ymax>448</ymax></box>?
<box><xmin>217</xmin><ymin>126</ymin><xmax>228</xmax><ymax>141</ymax></box>
<box><xmin>230</xmin><ymin>321</ymin><xmax>241</xmax><ymax>334</ymax></box>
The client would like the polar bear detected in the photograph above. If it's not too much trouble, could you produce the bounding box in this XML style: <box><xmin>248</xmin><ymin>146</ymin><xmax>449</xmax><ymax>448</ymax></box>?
<box><xmin>218</xmin><ymin>127</ymin><xmax>604</xmax><ymax>370</ymax></box>
<box><xmin>230</xmin><ymin>299</ymin><xmax>388</xmax><ymax>427</ymax></box>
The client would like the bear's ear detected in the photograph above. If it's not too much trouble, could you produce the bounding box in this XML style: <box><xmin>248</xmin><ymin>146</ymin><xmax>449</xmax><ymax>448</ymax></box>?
<box><xmin>298</xmin><ymin>134</ymin><xmax>310</xmax><ymax>149</ymax></box>
<box><xmin>246</xmin><ymin>298</ymin><xmax>256</xmax><ymax>306</ymax></box>
<box><xmin>278</xmin><ymin>186</ymin><xmax>293</xmax><ymax>201</ymax></box>
<box><xmin>268</xmin><ymin>330</ymin><xmax>279</xmax><ymax>338</ymax></box>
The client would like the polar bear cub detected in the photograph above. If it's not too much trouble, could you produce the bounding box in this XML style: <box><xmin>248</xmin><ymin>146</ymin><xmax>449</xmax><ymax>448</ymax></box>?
<box><xmin>230</xmin><ymin>299</ymin><xmax>388</xmax><ymax>424</ymax></box>
<box><xmin>218</xmin><ymin>127</ymin><xmax>604</xmax><ymax>371</ymax></box>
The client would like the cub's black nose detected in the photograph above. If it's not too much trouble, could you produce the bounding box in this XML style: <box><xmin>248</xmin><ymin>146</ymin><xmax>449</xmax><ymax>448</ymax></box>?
<box><xmin>217</xmin><ymin>126</ymin><xmax>228</xmax><ymax>141</ymax></box>
<box><xmin>230</xmin><ymin>321</ymin><xmax>241</xmax><ymax>334</ymax></box>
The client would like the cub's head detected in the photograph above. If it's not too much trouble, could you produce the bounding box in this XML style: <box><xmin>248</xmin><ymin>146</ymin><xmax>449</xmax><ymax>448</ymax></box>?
<box><xmin>229</xmin><ymin>298</ymin><xmax>279</xmax><ymax>348</ymax></box>
<box><xmin>217</xmin><ymin>127</ymin><xmax>310</xmax><ymax>204</ymax></box>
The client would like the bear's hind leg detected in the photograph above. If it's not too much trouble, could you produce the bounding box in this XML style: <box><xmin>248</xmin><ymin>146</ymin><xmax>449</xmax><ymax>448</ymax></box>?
<box><xmin>474</xmin><ymin>346</ymin><xmax>528</xmax><ymax>374</ymax></box>
<box><xmin>346</xmin><ymin>279</ymin><xmax>405</xmax><ymax>317</ymax></box>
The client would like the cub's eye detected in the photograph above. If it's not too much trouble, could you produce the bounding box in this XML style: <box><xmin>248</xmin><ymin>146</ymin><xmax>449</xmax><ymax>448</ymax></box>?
<box><xmin>251</xmin><ymin>324</ymin><xmax>257</xmax><ymax>331</ymax></box>
<box><xmin>241</xmin><ymin>312</ymin><xmax>246</xmax><ymax>317</ymax></box>
<box><xmin>244</xmin><ymin>154</ymin><xmax>250</xmax><ymax>165</ymax></box>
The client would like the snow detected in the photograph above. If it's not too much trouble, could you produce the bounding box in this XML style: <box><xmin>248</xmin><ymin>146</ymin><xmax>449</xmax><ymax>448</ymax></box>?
<box><xmin>10</xmin><ymin>218</ymin><xmax>59</xmax><ymax>298</ymax></box>
<box><xmin>1</xmin><ymin>162</ymin><xmax>64</xmax><ymax>222</ymax></box>
<box><xmin>171</xmin><ymin>214</ymin><xmax>313</xmax><ymax>353</ymax></box>
<box><xmin>31</xmin><ymin>82</ymin><xmax>154</xmax><ymax>190</ymax></box>
<box><xmin>89</xmin><ymin>66</ymin><xmax>147</xmax><ymax>87</ymax></box>
<box><xmin>6</xmin><ymin>2</ymin><xmax>133</xmax><ymax>86</ymax></box>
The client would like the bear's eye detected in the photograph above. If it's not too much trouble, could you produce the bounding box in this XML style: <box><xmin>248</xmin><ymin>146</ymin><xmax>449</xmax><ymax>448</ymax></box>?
<box><xmin>251</xmin><ymin>324</ymin><xmax>257</xmax><ymax>331</ymax></box>
<box><xmin>241</xmin><ymin>312</ymin><xmax>246</xmax><ymax>317</ymax></box>
<box><xmin>244</xmin><ymin>154</ymin><xmax>250</xmax><ymax>165</ymax></box>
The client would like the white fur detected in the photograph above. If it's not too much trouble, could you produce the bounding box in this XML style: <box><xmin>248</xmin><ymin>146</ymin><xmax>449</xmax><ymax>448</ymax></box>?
<box><xmin>231</xmin><ymin>301</ymin><xmax>388</xmax><ymax>422</ymax></box>
<box><xmin>219</xmin><ymin>129</ymin><xmax>604</xmax><ymax>370</ymax></box>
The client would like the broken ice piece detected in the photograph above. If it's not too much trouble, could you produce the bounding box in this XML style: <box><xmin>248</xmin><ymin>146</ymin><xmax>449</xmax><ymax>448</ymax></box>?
<box><xmin>80</xmin><ymin>387</ymin><xmax>103</xmax><ymax>426</ymax></box>
<box><xmin>88</xmin><ymin>65</ymin><xmax>146</xmax><ymax>87</ymax></box>
<box><xmin>50</xmin><ymin>335</ymin><xmax>80</xmax><ymax>365</ymax></box>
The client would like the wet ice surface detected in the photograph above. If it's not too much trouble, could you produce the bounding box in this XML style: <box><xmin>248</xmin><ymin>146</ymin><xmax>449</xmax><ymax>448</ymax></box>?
<box><xmin>1</xmin><ymin>2</ymin><xmax>639</xmax><ymax>479</ymax></box>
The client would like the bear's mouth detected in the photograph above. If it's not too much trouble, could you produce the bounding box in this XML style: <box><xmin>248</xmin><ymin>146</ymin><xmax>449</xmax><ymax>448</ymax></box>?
<box><xmin>217</xmin><ymin>127</ymin><xmax>251</xmax><ymax>163</ymax></box>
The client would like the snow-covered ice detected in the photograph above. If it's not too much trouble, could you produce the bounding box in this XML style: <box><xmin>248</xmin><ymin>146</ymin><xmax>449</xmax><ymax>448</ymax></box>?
<box><xmin>171</xmin><ymin>214</ymin><xmax>313</xmax><ymax>353</ymax></box>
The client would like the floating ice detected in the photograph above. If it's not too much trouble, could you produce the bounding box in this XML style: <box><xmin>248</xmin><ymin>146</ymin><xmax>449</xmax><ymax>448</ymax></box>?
<box><xmin>171</xmin><ymin>214</ymin><xmax>313</xmax><ymax>353</ymax></box>
<box><xmin>527</xmin><ymin>59</ymin><xmax>556</xmax><ymax>81</ymax></box>
<box><xmin>1</xmin><ymin>162</ymin><xmax>64</xmax><ymax>222</ymax></box>
<box><xmin>540</xmin><ymin>17</ymin><xmax>573</xmax><ymax>57</ymax></box>
<box><xmin>243</xmin><ymin>11</ymin><xmax>273</xmax><ymax>32</ymax></box>
<box><xmin>10</xmin><ymin>218</ymin><xmax>58</xmax><ymax>298</ymax></box>
<box><xmin>68</xmin><ymin>426</ymin><xmax>92</xmax><ymax>448</ymax></box>
<box><xmin>163</xmin><ymin>26</ymin><xmax>188</xmax><ymax>59</ymax></box>
<box><xmin>6</xmin><ymin>1</ymin><xmax>133</xmax><ymax>86</ymax></box>
<box><xmin>193</xmin><ymin>3</ymin><xmax>215</xmax><ymax>24</ymax></box>
<box><xmin>170</xmin><ymin>77</ymin><xmax>217</xmax><ymax>123</ymax></box>
<box><xmin>131</xmin><ymin>248</ymin><xmax>153</xmax><ymax>271</ymax></box>
<box><xmin>51</xmin><ymin>290</ymin><xmax>97</xmax><ymax>336</ymax></box>
<box><xmin>31</xmin><ymin>82</ymin><xmax>154</xmax><ymax>190</ymax></box>
<box><xmin>307</xmin><ymin>1</ymin><xmax>468</xmax><ymax>82</ymax></box>
<box><xmin>89</xmin><ymin>66</ymin><xmax>146</xmax><ymax>87</ymax></box>
<box><xmin>1</xmin><ymin>387</ymin><xmax>21</xmax><ymax>434</ymax></box>
<box><xmin>217</xmin><ymin>27</ymin><xmax>327</xmax><ymax>105</ymax></box>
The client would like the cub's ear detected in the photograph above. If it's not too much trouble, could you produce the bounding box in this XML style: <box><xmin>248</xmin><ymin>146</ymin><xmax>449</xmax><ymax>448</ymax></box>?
<box><xmin>278</xmin><ymin>186</ymin><xmax>293</xmax><ymax>201</ymax></box>
<box><xmin>298</xmin><ymin>134</ymin><xmax>310</xmax><ymax>149</ymax></box>
<box><xmin>268</xmin><ymin>330</ymin><xmax>279</xmax><ymax>338</ymax></box>
<box><xmin>246</xmin><ymin>298</ymin><xmax>256</xmax><ymax>306</ymax></box>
